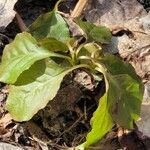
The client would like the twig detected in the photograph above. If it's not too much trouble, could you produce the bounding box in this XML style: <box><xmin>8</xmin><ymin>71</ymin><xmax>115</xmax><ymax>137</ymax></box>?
<box><xmin>58</xmin><ymin>115</ymin><xmax>83</xmax><ymax>138</ymax></box>
<box><xmin>15</xmin><ymin>11</ymin><xmax>27</xmax><ymax>32</ymax></box>
<box><xmin>120</xmin><ymin>44</ymin><xmax>150</xmax><ymax>56</ymax></box>
<box><xmin>71</xmin><ymin>0</ymin><xmax>88</xmax><ymax>19</ymax></box>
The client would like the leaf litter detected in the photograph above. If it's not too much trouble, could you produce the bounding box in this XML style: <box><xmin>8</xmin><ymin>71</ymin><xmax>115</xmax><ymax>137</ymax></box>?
<box><xmin>0</xmin><ymin>0</ymin><xmax>149</xmax><ymax>149</ymax></box>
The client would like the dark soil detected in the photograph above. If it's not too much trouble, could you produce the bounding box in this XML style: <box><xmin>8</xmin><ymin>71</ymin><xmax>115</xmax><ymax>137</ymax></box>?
<box><xmin>0</xmin><ymin>0</ymin><xmax>150</xmax><ymax>150</ymax></box>
<box><xmin>137</xmin><ymin>0</ymin><xmax>150</xmax><ymax>11</ymax></box>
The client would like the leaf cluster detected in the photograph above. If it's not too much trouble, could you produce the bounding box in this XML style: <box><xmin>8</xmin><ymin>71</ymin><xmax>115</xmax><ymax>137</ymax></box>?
<box><xmin>0</xmin><ymin>9</ymin><xmax>143</xmax><ymax>150</ymax></box>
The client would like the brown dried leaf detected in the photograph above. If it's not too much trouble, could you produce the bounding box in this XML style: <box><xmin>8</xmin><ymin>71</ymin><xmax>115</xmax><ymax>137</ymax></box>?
<box><xmin>0</xmin><ymin>113</ymin><xmax>13</xmax><ymax>128</ymax></box>
<box><xmin>24</xmin><ymin>121</ymin><xmax>49</xmax><ymax>143</ymax></box>
<box><xmin>85</xmin><ymin>0</ymin><xmax>147</xmax><ymax>31</ymax></box>
<box><xmin>0</xmin><ymin>142</ymin><xmax>23</xmax><ymax>150</ymax></box>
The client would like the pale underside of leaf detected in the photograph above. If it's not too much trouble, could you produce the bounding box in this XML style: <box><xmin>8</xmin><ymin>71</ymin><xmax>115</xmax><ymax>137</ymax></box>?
<box><xmin>6</xmin><ymin>59</ymin><xmax>88</xmax><ymax>121</ymax></box>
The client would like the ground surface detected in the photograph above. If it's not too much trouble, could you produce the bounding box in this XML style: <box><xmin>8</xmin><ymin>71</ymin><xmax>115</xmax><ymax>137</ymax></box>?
<box><xmin>0</xmin><ymin>0</ymin><xmax>150</xmax><ymax>150</ymax></box>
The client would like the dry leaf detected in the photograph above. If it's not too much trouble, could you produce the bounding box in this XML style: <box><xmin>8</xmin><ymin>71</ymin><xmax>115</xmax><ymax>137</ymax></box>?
<box><xmin>84</xmin><ymin>0</ymin><xmax>147</xmax><ymax>31</ymax></box>
<box><xmin>0</xmin><ymin>113</ymin><xmax>13</xmax><ymax>128</ymax></box>
<box><xmin>24</xmin><ymin>121</ymin><xmax>49</xmax><ymax>142</ymax></box>
<box><xmin>0</xmin><ymin>142</ymin><xmax>23</xmax><ymax>150</ymax></box>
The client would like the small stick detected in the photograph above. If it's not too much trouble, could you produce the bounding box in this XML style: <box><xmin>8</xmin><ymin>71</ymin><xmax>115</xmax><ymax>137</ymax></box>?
<box><xmin>15</xmin><ymin>11</ymin><xmax>27</xmax><ymax>32</ymax></box>
<box><xmin>71</xmin><ymin>0</ymin><xmax>88</xmax><ymax>19</ymax></box>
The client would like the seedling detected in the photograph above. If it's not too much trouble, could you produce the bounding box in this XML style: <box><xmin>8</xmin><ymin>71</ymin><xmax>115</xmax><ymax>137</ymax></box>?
<box><xmin>0</xmin><ymin>8</ymin><xmax>143</xmax><ymax>150</ymax></box>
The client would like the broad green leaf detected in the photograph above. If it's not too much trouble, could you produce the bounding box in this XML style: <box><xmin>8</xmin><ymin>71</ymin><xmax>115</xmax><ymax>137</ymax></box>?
<box><xmin>99</xmin><ymin>54</ymin><xmax>144</xmax><ymax>128</ymax></box>
<box><xmin>6</xmin><ymin>59</ymin><xmax>88</xmax><ymax>121</ymax></box>
<box><xmin>75</xmin><ymin>19</ymin><xmax>111</xmax><ymax>44</ymax></box>
<box><xmin>99</xmin><ymin>54</ymin><xmax>140</xmax><ymax>79</ymax></box>
<box><xmin>78</xmin><ymin>54</ymin><xmax>143</xmax><ymax>149</ymax></box>
<box><xmin>39</xmin><ymin>38</ymin><xmax>69</xmax><ymax>52</ymax></box>
<box><xmin>29</xmin><ymin>11</ymin><xmax>70</xmax><ymax>42</ymax></box>
<box><xmin>81</xmin><ymin>93</ymin><xmax>114</xmax><ymax>149</ymax></box>
<box><xmin>0</xmin><ymin>32</ymin><xmax>53</xmax><ymax>84</ymax></box>
<box><xmin>106</xmin><ymin>73</ymin><xmax>143</xmax><ymax>128</ymax></box>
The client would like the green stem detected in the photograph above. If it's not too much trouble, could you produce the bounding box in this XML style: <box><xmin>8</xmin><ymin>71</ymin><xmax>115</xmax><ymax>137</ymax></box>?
<box><xmin>54</xmin><ymin>0</ymin><xmax>63</xmax><ymax>11</ymax></box>
<box><xmin>76</xmin><ymin>43</ymin><xmax>85</xmax><ymax>56</ymax></box>
<box><xmin>70</xmin><ymin>64</ymin><xmax>90</xmax><ymax>70</ymax></box>
<box><xmin>94</xmin><ymin>62</ymin><xmax>109</xmax><ymax>91</ymax></box>
<box><xmin>50</xmin><ymin>52</ymin><xmax>72</xmax><ymax>63</ymax></box>
<box><xmin>67</xmin><ymin>44</ymin><xmax>77</xmax><ymax>65</ymax></box>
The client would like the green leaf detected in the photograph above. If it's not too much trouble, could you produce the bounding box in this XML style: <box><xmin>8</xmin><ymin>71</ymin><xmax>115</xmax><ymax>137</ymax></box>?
<box><xmin>99</xmin><ymin>54</ymin><xmax>144</xmax><ymax>128</ymax></box>
<box><xmin>106</xmin><ymin>73</ymin><xmax>143</xmax><ymax>128</ymax></box>
<box><xmin>82</xmin><ymin>93</ymin><xmax>114</xmax><ymax>148</ymax></box>
<box><xmin>0</xmin><ymin>32</ymin><xmax>53</xmax><ymax>84</ymax></box>
<box><xmin>29</xmin><ymin>11</ymin><xmax>70</xmax><ymax>42</ymax></box>
<box><xmin>6</xmin><ymin>59</ymin><xmax>88</xmax><ymax>121</ymax></box>
<box><xmin>39</xmin><ymin>38</ymin><xmax>69</xmax><ymax>52</ymax></box>
<box><xmin>78</xmin><ymin>54</ymin><xmax>143</xmax><ymax>149</ymax></box>
<box><xmin>99</xmin><ymin>54</ymin><xmax>140</xmax><ymax>79</ymax></box>
<box><xmin>101</xmin><ymin>55</ymin><xmax>143</xmax><ymax>129</ymax></box>
<box><xmin>78</xmin><ymin>43</ymin><xmax>103</xmax><ymax>59</ymax></box>
<box><xmin>77</xmin><ymin>43</ymin><xmax>103</xmax><ymax>68</ymax></box>
<box><xmin>75</xmin><ymin>19</ymin><xmax>111</xmax><ymax>44</ymax></box>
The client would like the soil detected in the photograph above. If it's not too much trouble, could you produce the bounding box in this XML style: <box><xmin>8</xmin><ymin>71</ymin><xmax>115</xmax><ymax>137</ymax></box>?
<box><xmin>0</xmin><ymin>0</ymin><xmax>150</xmax><ymax>150</ymax></box>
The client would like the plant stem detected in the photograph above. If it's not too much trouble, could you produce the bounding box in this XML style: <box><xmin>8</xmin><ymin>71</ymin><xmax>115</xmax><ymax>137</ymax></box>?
<box><xmin>94</xmin><ymin>63</ymin><xmax>109</xmax><ymax>91</ymax></box>
<box><xmin>54</xmin><ymin>0</ymin><xmax>63</xmax><ymax>11</ymax></box>
<box><xmin>50</xmin><ymin>52</ymin><xmax>72</xmax><ymax>62</ymax></box>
